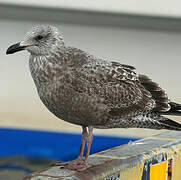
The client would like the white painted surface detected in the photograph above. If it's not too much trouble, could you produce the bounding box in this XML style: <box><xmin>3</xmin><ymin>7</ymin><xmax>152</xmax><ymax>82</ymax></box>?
<box><xmin>1</xmin><ymin>19</ymin><xmax>181</xmax><ymax>137</ymax></box>
<box><xmin>1</xmin><ymin>0</ymin><xmax>181</xmax><ymax>18</ymax></box>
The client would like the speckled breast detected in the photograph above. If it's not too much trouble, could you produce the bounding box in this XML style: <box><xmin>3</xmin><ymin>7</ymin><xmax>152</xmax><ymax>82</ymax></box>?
<box><xmin>29</xmin><ymin>55</ymin><xmax>106</xmax><ymax>126</ymax></box>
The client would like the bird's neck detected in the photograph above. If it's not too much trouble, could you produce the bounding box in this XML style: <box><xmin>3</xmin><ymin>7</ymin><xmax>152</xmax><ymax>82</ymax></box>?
<box><xmin>30</xmin><ymin>45</ymin><xmax>65</xmax><ymax>63</ymax></box>
<box><xmin>28</xmin><ymin>47</ymin><xmax>67</xmax><ymax>83</ymax></box>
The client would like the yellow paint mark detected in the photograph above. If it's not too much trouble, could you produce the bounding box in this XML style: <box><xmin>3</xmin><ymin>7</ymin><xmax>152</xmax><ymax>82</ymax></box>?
<box><xmin>150</xmin><ymin>161</ymin><xmax>167</xmax><ymax>180</ymax></box>
<box><xmin>119</xmin><ymin>160</ymin><xmax>144</xmax><ymax>180</ymax></box>
<box><xmin>94</xmin><ymin>140</ymin><xmax>181</xmax><ymax>180</ymax></box>
<box><xmin>92</xmin><ymin>154</ymin><xmax>121</xmax><ymax>159</ymax></box>
<box><xmin>146</xmin><ymin>136</ymin><xmax>178</xmax><ymax>141</ymax></box>
<box><xmin>169</xmin><ymin>148</ymin><xmax>181</xmax><ymax>180</ymax></box>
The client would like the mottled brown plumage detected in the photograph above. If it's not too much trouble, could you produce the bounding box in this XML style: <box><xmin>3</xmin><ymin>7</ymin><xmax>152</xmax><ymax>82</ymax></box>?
<box><xmin>6</xmin><ymin>25</ymin><xmax>181</xmax><ymax>171</ymax></box>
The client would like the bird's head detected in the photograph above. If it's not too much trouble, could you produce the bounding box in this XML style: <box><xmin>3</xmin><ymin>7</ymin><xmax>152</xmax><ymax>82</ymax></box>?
<box><xmin>6</xmin><ymin>25</ymin><xmax>64</xmax><ymax>56</ymax></box>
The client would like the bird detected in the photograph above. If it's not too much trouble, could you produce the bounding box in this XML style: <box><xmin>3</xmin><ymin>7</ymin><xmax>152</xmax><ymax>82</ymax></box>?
<box><xmin>6</xmin><ymin>24</ymin><xmax>181</xmax><ymax>171</ymax></box>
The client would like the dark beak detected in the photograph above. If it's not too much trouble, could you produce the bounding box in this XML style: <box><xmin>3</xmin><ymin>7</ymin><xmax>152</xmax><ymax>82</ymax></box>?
<box><xmin>6</xmin><ymin>42</ymin><xmax>26</xmax><ymax>55</ymax></box>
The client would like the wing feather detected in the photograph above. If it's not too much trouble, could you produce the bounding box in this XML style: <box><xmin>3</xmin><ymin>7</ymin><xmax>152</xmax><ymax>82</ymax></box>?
<box><xmin>138</xmin><ymin>74</ymin><xmax>170</xmax><ymax>112</ymax></box>
<box><xmin>65</xmin><ymin>48</ymin><xmax>168</xmax><ymax>118</ymax></box>
<box><xmin>70</xmin><ymin>53</ymin><xmax>156</xmax><ymax>118</ymax></box>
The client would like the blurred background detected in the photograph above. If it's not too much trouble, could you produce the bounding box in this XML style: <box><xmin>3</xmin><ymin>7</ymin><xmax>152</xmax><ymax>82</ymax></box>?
<box><xmin>0</xmin><ymin>0</ymin><xmax>181</xmax><ymax>179</ymax></box>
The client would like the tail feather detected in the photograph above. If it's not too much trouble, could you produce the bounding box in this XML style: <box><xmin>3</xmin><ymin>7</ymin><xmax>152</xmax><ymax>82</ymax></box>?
<box><xmin>128</xmin><ymin>113</ymin><xmax>181</xmax><ymax>131</ymax></box>
<box><xmin>162</xmin><ymin>102</ymin><xmax>181</xmax><ymax>116</ymax></box>
<box><xmin>169</xmin><ymin>102</ymin><xmax>181</xmax><ymax>111</ymax></box>
<box><xmin>159</xmin><ymin>117</ymin><xmax>181</xmax><ymax>131</ymax></box>
<box><xmin>151</xmin><ymin>102</ymin><xmax>181</xmax><ymax>131</ymax></box>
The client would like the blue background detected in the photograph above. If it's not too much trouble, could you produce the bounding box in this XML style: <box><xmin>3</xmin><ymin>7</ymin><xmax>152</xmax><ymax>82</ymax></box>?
<box><xmin>0</xmin><ymin>128</ymin><xmax>138</xmax><ymax>161</ymax></box>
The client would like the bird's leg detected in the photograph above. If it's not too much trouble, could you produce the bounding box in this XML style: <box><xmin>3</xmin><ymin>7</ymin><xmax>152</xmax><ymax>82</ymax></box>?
<box><xmin>54</xmin><ymin>126</ymin><xmax>89</xmax><ymax>171</ymax></box>
<box><xmin>63</xmin><ymin>126</ymin><xmax>93</xmax><ymax>171</ymax></box>
<box><xmin>77</xmin><ymin>126</ymin><xmax>88</xmax><ymax>161</ymax></box>
<box><xmin>54</xmin><ymin>126</ymin><xmax>94</xmax><ymax>171</ymax></box>
<box><xmin>84</xmin><ymin>126</ymin><xmax>93</xmax><ymax>165</ymax></box>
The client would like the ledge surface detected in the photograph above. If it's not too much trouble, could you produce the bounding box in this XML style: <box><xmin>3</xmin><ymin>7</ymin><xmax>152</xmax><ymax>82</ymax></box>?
<box><xmin>23</xmin><ymin>131</ymin><xmax>181</xmax><ymax>180</ymax></box>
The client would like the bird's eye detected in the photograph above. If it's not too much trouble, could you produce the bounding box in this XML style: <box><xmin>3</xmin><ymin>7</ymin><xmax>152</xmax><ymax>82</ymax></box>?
<box><xmin>36</xmin><ymin>35</ymin><xmax>43</xmax><ymax>40</ymax></box>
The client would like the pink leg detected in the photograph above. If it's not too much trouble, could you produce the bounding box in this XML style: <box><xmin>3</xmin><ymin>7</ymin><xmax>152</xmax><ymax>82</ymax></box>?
<box><xmin>77</xmin><ymin>126</ymin><xmax>88</xmax><ymax>160</ymax></box>
<box><xmin>64</xmin><ymin>126</ymin><xmax>93</xmax><ymax>170</ymax></box>
<box><xmin>54</xmin><ymin>126</ymin><xmax>92</xmax><ymax>171</ymax></box>
<box><xmin>85</xmin><ymin>127</ymin><xmax>93</xmax><ymax>164</ymax></box>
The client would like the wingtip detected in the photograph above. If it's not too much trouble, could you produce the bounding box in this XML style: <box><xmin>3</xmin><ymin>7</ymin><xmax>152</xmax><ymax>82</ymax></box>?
<box><xmin>160</xmin><ymin>118</ymin><xmax>181</xmax><ymax>131</ymax></box>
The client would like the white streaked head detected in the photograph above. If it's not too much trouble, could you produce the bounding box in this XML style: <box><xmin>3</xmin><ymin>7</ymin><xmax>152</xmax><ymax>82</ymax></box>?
<box><xmin>7</xmin><ymin>25</ymin><xmax>65</xmax><ymax>55</ymax></box>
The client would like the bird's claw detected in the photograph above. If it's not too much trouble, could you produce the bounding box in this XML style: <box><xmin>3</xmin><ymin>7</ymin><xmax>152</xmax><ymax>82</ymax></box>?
<box><xmin>60</xmin><ymin>163</ymin><xmax>88</xmax><ymax>171</ymax></box>
<box><xmin>51</xmin><ymin>159</ymin><xmax>88</xmax><ymax>171</ymax></box>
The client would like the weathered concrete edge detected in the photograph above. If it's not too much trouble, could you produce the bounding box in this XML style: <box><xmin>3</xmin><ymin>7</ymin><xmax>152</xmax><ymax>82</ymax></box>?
<box><xmin>23</xmin><ymin>131</ymin><xmax>181</xmax><ymax>180</ymax></box>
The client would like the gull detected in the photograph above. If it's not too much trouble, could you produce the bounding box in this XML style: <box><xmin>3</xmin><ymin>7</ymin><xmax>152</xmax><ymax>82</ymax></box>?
<box><xmin>6</xmin><ymin>25</ymin><xmax>181</xmax><ymax>171</ymax></box>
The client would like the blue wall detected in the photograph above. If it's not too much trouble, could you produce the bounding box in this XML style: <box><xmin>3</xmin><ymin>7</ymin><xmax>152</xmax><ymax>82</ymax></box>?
<box><xmin>0</xmin><ymin>128</ymin><xmax>138</xmax><ymax>161</ymax></box>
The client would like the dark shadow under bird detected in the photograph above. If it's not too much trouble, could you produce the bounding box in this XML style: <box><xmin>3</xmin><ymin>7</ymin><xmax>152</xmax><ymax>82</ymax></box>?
<box><xmin>6</xmin><ymin>25</ymin><xmax>181</xmax><ymax>171</ymax></box>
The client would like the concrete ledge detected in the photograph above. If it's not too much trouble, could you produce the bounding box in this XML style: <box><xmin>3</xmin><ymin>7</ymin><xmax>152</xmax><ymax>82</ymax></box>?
<box><xmin>23</xmin><ymin>131</ymin><xmax>181</xmax><ymax>180</ymax></box>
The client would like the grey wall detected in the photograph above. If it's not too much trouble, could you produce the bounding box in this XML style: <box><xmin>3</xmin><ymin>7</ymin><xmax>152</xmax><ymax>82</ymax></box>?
<box><xmin>1</xmin><ymin>18</ymin><xmax>181</xmax><ymax>137</ymax></box>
